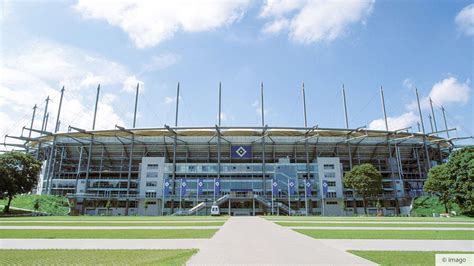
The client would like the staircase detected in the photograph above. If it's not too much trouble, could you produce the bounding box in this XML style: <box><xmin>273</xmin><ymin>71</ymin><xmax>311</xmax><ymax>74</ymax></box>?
<box><xmin>214</xmin><ymin>194</ymin><xmax>230</xmax><ymax>205</ymax></box>
<box><xmin>277</xmin><ymin>202</ymin><xmax>294</xmax><ymax>215</ymax></box>
<box><xmin>254</xmin><ymin>195</ymin><xmax>294</xmax><ymax>215</ymax></box>
<box><xmin>173</xmin><ymin>195</ymin><xmax>230</xmax><ymax>216</ymax></box>
<box><xmin>188</xmin><ymin>202</ymin><xmax>206</xmax><ymax>215</ymax></box>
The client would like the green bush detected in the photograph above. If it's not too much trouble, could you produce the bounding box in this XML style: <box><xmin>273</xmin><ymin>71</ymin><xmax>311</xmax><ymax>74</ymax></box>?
<box><xmin>413</xmin><ymin>195</ymin><xmax>461</xmax><ymax>217</ymax></box>
<box><xmin>0</xmin><ymin>194</ymin><xmax>69</xmax><ymax>216</ymax></box>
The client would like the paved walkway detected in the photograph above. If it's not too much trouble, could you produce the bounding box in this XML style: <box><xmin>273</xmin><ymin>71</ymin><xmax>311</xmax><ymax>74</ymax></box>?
<box><xmin>288</xmin><ymin>226</ymin><xmax>474</xmax><ymax>231</ymax></box>
<box><xmin>0</xmin><ymin>226</ymin><xmax>221</xmax><ymax>230</ymax></box>
<box><xmin>320</xmin><ymin>240</ymin><xmax>474</xmax><ymax>252</ymax></box>
<box><xmin>187</xmin><ymin>217</ymin><xmax>375</xmax><ymax>265</ymax></box>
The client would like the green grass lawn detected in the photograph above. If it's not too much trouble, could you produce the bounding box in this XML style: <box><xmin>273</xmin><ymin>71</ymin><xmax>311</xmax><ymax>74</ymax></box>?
<box><xmin>0</xmin><ymin>249</ymin><xmax>197</xmax><ymax>266</ymax></box>
<box><xmin>295</xmin><ymin>229</ymin><xmax>474</xmax><ymax>240</ymax></box>
<box><xmin>276</xmin><ymin>222</ymin><xmax>473</xmax><ymax>228</ymax></box>
<box><xmin>0</xmin><ymin>229</ymin><xmax>217</xmax><ymax>239</ymax></box>
<box><xmin>349</xmin><ymin>251</ymin><xmax>473</xmax><ymax>266</ymax></box>
<box><xmin>0</xmin><ymin>195</ymin><xmax>69</xmax><ymax>216</ymax></box>
<box><xmin>0</xmin><ymin>221</ymin><xmax>224</xmax><ymax>226</ymax></box>
<box><xmin>0</xmin><ymin>215</ymin><xmax>228</xmax><ymax>221</ymax></box>
<box><xmin>264</xmin><ymin>216</ymin><xmax>474</xmax><ymax>223</ymax></box>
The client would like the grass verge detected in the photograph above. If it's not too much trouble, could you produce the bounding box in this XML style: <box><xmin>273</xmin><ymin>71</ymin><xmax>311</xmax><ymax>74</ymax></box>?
<box><xmin>349</xmin><ymin>250</ymin><xmax>473</xmax><ymax>266</ymax></box>
<box><xmin>276</xmin><ymin>222</ymin><xmax>473</xmax><ymax>228</ymax></box>
<box><xmin>295</xmin><ymin>229</ymin><xmax>474</xmax><ymax>240</ymax></box>
<box><xmin>0</xmin><ymin>229</ymin><xmax>217</xmax><ymax>239</ymax></box>
<box><xmin>0</xmin><ymin>195</ymin><xmax>69</xmax><ymax>216</ymax></box>
<box><xmin>0</xmin><ymin>222</ymin><xmax>224</xmax><ymax>226</ymax></box>
<box><xmin>264</xmin><ymin>217</ymin><xmax>473</xmax><ymax>222</ymax></box>
<box><xmin>0</xmin><ymin>249</ymin><xmax>197</xmax><ymax>266</ymax></box>
<box><xmin>0</xmin><ymin>216</ymin><xmax>228</xmax><ymax>221</ymax></box>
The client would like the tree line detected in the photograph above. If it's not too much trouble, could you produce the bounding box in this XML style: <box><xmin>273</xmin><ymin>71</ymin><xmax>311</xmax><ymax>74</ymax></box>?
<box><xmin>343</xmin><ymin>146</ymin><xmax>473</xmax><ymax>216</ymax></box>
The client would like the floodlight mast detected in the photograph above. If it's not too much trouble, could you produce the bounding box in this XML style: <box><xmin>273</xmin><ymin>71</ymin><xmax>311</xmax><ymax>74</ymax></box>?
<box><xmin>342</xmin><ymin>84</ymin><xmax>353</xmax><ymax>170</ymax></box>
<box><xmin>217</xmin><ymin>82</ymin><xmax>222</xmax><ymax>203</ymax></box>
<box><xmin>170</xmin><ymin>82</ymin><xmax>180</xmax><ymax>214</ymax></box>
<box><xmin>415</xmin><ymin>88</ymin><xmax>431</xmax><ymax>170</ymax></box>
<box><xmin>429</xmin><ymin>98</ymin><xmax>438</xmax><ymax>133</ymax></box>
<box><xmin>302</xmin><ymin>82</ymin><xmax>309</xmax><ymax>216</ymax></box>
<box><xmin>260</xmin><ymin>82</ymin><xmax>266</xmax><ymax>209</ymax></box>
<box><xmin>125</xmin><ymin>83</ymin><xmax>140</xmax><ymax>215</ymax></box>
<box><xmin>26</xmin><ymin>105</ymin><xmax>37</xmax><ymax>152</ymax></box>
<box><xmin>82</xmin><ymin>85</ymin><xmax>100</xmax><ymax>210</ymax></box>
<box><xmin>45</xmin><ymin>86</ymin><xmax>65</xmax><ymax>194</ymax></box>
<box><xmin>380</xmin><ymin>86</ymin><xmax>399</xmax><ymax>214</ymax></box>
<box><xmin>55</xmin><ymin>86</ymin><xmax>65</xmax><ymax>133</ymax></box>
<box><xmin>441</xmin><ymin>106</ymin><xmax>450</xmax><ymax>138</ymax></box>
<box><xmin>36</xmin><ymin>96</ymin><xmax>50</xmax><ymax>160</ymax></box>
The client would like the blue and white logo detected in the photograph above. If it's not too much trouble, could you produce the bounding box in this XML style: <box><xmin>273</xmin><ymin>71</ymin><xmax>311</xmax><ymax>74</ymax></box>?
<box><xmin>231</xmin><ymin>145</ymin><xmax>252</xmax><ymax>159</ymax></box>
<box><xmin>214</xmin><ymin>178</ymin><xmax>221</xmax><ymax>197</ymax></box>
<box><xmin>272</xmin><ymin>179</ymin><xmax>278</xmax><ymax>196</ymax></box>
<box><xmin>197</xmin><ymin>178</ymin><xmax>204</xmax><ymax>195</ymax></box>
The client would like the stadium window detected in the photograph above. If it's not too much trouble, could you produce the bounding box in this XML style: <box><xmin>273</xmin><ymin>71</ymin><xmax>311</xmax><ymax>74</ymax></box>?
<box><xmin>326</xmin><ymin>201</ymin><xmax>338</xmax><ymax>205</ymax></box>
<box><xmin>146</xmin><ymin>182</ymin><xmax>157</xmax><ymax>187</ymax></box>
<box><xmin>327</xmin><ymin>192</ymin><xmax>337</xmax><ymax>198</ymax></box>
<box><xmin>324</xmin><ymin>172</ymin><xmax>336</xmax><ymax>178</ymax></box>
<box><xmin>146</xmin><ymin>172</ymin><xmax>159</xmax><ymax>178</ymax></box>
<box><xmin>327</xmin><ymin>181</ymin><xmax>336</xmax><ymax>187</ymax></box>
<box><xmin>145</xmin><ymin>192</ymin><xmax>157</xmax><ymax>198</ymax></box>
<box><xmin>323</xmin><ymin>164</ymin><xmax>335</xmax><ymax>170</ymax></box>
<box><xmin>147</xmin><ymin>164</ymin><xmax>159</xmax><ymax>170</ymax></box>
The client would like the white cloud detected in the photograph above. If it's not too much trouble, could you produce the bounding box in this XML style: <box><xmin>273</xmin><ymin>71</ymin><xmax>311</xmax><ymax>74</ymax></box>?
<box><xmin>369</xmin><ymin>76</ymin><xmax>471</xmax><ymax>132</ymax></box>
<box><xmin>3</xmin><ymin>39</ymin><xmax>140</xmax><ymax>92</ymax></box>
<box><xmin>0</xmin><ymin>40</ymin><xmax>139</xmax><ymax>149</ymax></box>
<box><xmin>163</xmin><ymin>96</ymin><xmax>182</xmax><ymax>105</ymax></box>
<box><xmin>368</xmin><ymin>112</ymin><xmax>418</xmax><ymax>131</ymax></box>
<box><xmin>403</xmin><ymin>78</ymin><xmax>414</xmax><ymax>90</ymax></box>
<box><xmin>74</xmin><ymin>0</ymin><xmax>251</xmax><ymax>48</ymax></box>
<box><xmin>144</xmin><ymin>53</ymin><xmax>180</xmax><ymax>71</ymax></box>
<box><xmin>122</xmin><ymin>76</ymin><xmax>144</xmax><ymax>93</ymax></box>
<box><xmin>260</xmin><ymin>0</ymin><xmax>303</xmax><ymax>17</ymax></box>
<box><xmin>262</xmin><ymin>18</ymin><xmax>290</xmax><ymax>34</ymax></box>
<box><xmin>0</xmin><ymin>0</ymin><xmax>13</xmax><ymax>22</ymax></box>
<box><xmin>428</xmin><ymin>77</ymin><xmax>470</xmax><ymax>106</ymax></box>
<box><xmin>260</xmin><ymin>0</ymin><xmax>375</xmax><ymax>44</ymax></box>
<box><xmin>164</xmin><ymin>97</ymin><xmax>174</xmax><ymax>104</ymax></box>
<box><xmin>407</xmin><ymin>76</ymin><xmax>471</xmax><ymax>111</ymax></box>
<box><xmin>455</xmin><ymin>4</ymin><xmax>474</xmax><ymax>36</ymax></box>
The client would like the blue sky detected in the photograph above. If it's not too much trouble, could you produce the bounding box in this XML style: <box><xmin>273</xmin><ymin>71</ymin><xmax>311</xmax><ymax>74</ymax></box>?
<box><xmin>0</xmin><ymin>0</ymin><xmax>472</xmax><ymax>146</ymax></box>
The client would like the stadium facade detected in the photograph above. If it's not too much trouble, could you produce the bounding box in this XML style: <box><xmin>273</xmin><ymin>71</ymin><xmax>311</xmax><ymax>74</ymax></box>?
<box><xmin>6</xmin><ymin>84</ymin><xmax>455</xmax><ymax>216</ymax></box>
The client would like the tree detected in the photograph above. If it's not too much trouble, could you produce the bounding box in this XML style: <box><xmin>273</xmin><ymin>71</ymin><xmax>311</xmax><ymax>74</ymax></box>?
<box><xmin>33</xmin><ymin>198</ymin><xmax>40</xmax><ymax>216</ymax></box>
<box><xmin>446</xmin><ymin>146</ymin><xmax>473</xmax><ymax>213</ymax></box>
<box><xmin>424</xmin><ymin>164</ymin><xmax>452</xmax><ymax>213</ymax></box>
<box><xmin>0</xmin><ymin>152</ymin><xmax>42</xmax><ymax>213</ymax></box>
<box><xmin>144</xmin><ymin>201</ymin><xmax>149</xmax><ymax>215</ymax></box>
<box><xmin>105</xmin><ymin>199</ymin><xmax>112</xmax><ymax>216</ymax></box>
<box><xmin>343</xmin><ymin>163</ymin><xmax>382</xmax><ymax>215</ymax></box>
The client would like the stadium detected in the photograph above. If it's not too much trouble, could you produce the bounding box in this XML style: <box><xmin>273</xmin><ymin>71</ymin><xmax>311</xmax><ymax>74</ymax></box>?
<box><xmin>5</xmin><ymin>84</ymin><xmax>454</xmax><ymax>216</ymax></box>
